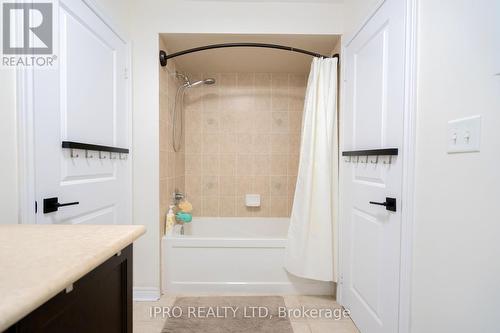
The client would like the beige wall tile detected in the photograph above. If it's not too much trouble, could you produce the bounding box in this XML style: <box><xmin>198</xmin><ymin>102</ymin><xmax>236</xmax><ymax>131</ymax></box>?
<box><xmin>185</xmin><ymin>175</ymin><xmax>202</xmax><ymax>197</ymax></box>
<box><xmin>237</xmin><ymin>133</ymin><xmax>253</xmax><ymax>152</ymax></box>
<box><xmin>220</xmin><ymin>133</ymin><xmax>238</xmax><ymax>153</ymax></box>
<box><xmin>202</xmin><ymin>133</ymin><xmax>220</xmax><ymax>154</ymax></box>
<box><xmin>271</xmin><ymin>112</ymin><xmax>289</xmax><ymax>133</ymax></box>
<box><xmin>271</xmin><ymin>176</ymin><xmax>288</xmax><ymax>196</ymax></box>
<box><xmin>220</xmin><ymin>155</ymin><xmax>236</xmax><ymax>176</ymax></box>
<box><xmin>271</xmin><ymin>134</ymin><xmax>290</xmax><ymax>154</ymax></box>
<box><xmin>202</xmin><ymin>196</ymin><xmax>219</xmax><ymax>216</ymax></box>
<box><xmin>236</xmin><ymin>176</ymin><xmax>253</xmax><ymax>196</ymax></box>
<box><xmin>270</xmin><ymin>154</ymin><xmax>288</xmax><ymax>175</ymax></box>
<box><xmin>236</xmin><ymin>154</ymin><xmax>254</xmax><ymax>176</ymax></box>
<box><xmin>202</xmin><ymin>154</ymin><xmax>220</xmax><ymax>175</ymax></box>
<box><xmin>220</xmin><ymin>110</ymin><xmax>236</xmax><ymax>133</ymax></box>
<box><xmin>288</xmin><ymin>154</ymin><xmax>300</xmax><ymax>176</ymax></box>
<box><xmin>220</xmin><ymin>176</ymin><xmax>237</xmax><ymax>196</ymax></box>
<box><xmin>220</xmin><ymin>196</ymin><xmax>236</xmax><ymax>217</ymax></box>
<box><xmin>253</xmin><ymin>195</ymin><xmax>270</xmax><ymax>217</ymax></box>
<box><xmin>185</xmin><ymin>131</ymin><xmax>201</xmax><ymax>154</ymax></box>
<box><xmin>253</xmin><ymin>176</ymin><xmax>270</xmax><ymax>196</ymax></box>
<box><xmin>253</xmin><ymin>111</ymin><xmax>272</xmax><ymax>134</ymax></box>
<box><xmin>202</xmin><ymin>111</ymin><xmax>220</xmax><ymax>133</ymax></box>
<box><xmin>183</xmin><ymin>70</ymin><xmax>304</xmax><ymax>218</ymax></box>
<box><xmin>185</xmin><ymin>154</ymin><xmax>202</xmax><ymax>175</ymax></box>
<box><xmin>252</xmin><ymin>134</ymin><xmax>270</xmax><ymax>154</ymax></box>
<box><xmin>202</xmin><ymin>175</ymin><xmax>219</xmax><ymax>196</ymax></box>
<box><xmin>270</xmin><ymin>196</ymin><xmax>288</xmax><ymax>217</ymax></box>
<box><xmin>253</xmin><ymin>154</ymin><xmax>270</xmax><ymax>176</ymax></box>
<box><xmin>289</xmin><ymin>111</ymin><xmax>303</xmax><ymax>133</ymax></box>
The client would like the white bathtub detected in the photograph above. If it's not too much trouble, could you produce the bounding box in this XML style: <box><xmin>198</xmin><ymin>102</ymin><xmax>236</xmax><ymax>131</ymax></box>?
<box><xmin>161</xmin><ymin>217</ymin><xmax>334</xmax><ymax>295</ymax></box>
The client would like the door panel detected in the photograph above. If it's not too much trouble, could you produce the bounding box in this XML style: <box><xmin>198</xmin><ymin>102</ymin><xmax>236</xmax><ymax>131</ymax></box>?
<box><xmin>340</xmin><ymin>0</ymin><xmax>406</xmax><ymax>332</ymax></box>
<box><xmin>34</xmin><ymin>0</ymin><xmax>130</xmax><ymax>225</ymax></box>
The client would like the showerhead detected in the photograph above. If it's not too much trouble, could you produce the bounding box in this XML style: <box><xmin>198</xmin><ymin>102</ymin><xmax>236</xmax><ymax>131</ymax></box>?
<box><xmin>176</xmin><ymin>72</ymin><xmax>216</xmax><ymax>88</ymax></box>
<box><xmin>188</xmin><ymin>77</ymin><xmax>216</xmax><ymax>88</ymax></box>
<box><xmin>203</xmin><ymin>78</ymin><xmax>216</xmax><ymax>85</ymax></box>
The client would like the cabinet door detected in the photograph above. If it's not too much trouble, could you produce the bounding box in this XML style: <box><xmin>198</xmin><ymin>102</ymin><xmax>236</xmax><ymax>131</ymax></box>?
<box><xmin>9</xmin><ymin>245</ymin><xmax>132</xmax><ymax>333</ymax></box>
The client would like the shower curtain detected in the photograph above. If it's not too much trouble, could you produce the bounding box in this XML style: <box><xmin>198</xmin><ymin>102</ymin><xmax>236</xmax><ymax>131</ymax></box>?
<box><xmin>285</xmin><ymin>57</ymin><xmax>338</xmax><ymax>282</ymax></box>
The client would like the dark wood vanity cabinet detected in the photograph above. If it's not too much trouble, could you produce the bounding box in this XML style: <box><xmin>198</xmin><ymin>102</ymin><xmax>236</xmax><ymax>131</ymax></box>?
<box><xmin>6</xmin><ymin>245</ymin><xmax>133</xmax><ymax>333</ymax></box>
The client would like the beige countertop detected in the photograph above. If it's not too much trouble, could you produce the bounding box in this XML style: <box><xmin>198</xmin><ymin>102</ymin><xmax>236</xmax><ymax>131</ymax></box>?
<box><xmin>0</xmin><ymin>224</ymin><xmax>145</xmax><ymax>331</ymax></box>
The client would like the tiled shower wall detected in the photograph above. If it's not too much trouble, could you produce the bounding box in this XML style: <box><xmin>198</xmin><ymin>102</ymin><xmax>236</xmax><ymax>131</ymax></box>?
<box><xmin>159</xmin><ymin>40</ymin><xmax>185</xmax><ymax>235</ymax></box>
<box><xmin>183</xmin><ymin>72</ymin><xmax>307</xmax><ymax>217</ymax></box>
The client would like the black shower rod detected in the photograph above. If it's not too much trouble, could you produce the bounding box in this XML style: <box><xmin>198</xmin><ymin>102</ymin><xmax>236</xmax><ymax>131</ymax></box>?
<box><xmin>159</xmin><ymin>42</ymin><xmax>340</xmax><ymax>67</ymax></box>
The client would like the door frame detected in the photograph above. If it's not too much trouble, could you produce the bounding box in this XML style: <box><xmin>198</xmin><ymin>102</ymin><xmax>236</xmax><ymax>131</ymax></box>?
<box><xmin>16</xmin><ymin>0</ymin><xmax>133</xmax><ymax>225</ymax></box>
<box><xmin>337</xmin><ymin>0</ymin><xmax>418</xmax><ymax>332</ymax></box>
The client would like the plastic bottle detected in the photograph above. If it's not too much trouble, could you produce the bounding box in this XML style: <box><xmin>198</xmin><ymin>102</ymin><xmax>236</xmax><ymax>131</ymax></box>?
<box><xmin>165</xmin><ymin>205</ymin><xmax>176</xmax><ymax>234</ymax></box>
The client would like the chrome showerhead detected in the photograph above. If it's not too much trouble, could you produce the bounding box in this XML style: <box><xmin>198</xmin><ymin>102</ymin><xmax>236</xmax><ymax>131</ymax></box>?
<box><xmin>175</xmin><ymin>72</ymin><xmax>216</xmax><ymax>88</ymax></box>
<box><xmin>188</xmin><ymin>77</ymin><xmax>216</xmax><ymax>88</ymax></box>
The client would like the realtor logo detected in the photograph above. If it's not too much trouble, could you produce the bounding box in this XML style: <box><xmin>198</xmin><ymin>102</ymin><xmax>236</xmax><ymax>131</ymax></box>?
<box><xmin>1</xmin><ymin>0</ymin><xmax>57</xmax><ymax>67</ymax></box>
<box><xmin>3</xmin><ymin>2</ymin><xmax>52</xmax><ymax>54</ymax></box>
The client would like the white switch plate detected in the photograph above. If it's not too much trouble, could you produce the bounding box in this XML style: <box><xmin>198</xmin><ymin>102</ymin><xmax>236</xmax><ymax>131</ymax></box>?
<box><xmin>447</xmin><ymin>115</ymin><xmax>481</xmax><ymax>153</ymax></box>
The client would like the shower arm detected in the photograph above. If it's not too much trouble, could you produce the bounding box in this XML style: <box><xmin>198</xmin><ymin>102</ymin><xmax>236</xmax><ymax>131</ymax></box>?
<box><xmin>159</xmin><ymin>42</ymin><xmax>340</xmax><ymax>67</ymax></box>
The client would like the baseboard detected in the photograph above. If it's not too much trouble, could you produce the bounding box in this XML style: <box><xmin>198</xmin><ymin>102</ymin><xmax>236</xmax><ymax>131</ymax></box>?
<box><xmin>165</xmin><ymin>281</ymin><xmax>335</xmax><ymax>296</ymax></box>
<box><xmin>133</xmin><ymin>287</ymin><xmax>161</xmax><ymax>301</ymax></box>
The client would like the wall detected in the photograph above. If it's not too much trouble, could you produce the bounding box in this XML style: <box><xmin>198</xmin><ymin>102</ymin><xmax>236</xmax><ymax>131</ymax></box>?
<box><xmin>0</xmin><ymin>68</ymin><xmax>18</xmax><ymax>224</ymax></box>
<box><xmin>342</xmin><ymin>0</ymin><xmax>384</xmax><ymax>41</ymax></box>
<box><xmin>159</xmin><ymin>39</ymin><xmax>185</xmax><ymax>236</ymax></box>
<box><xmin>184</xmin><ymin>72</ymin><xmax>306</xmax><ymax>217</ymax></box>
<box><xmin>128</xmin><ymin>0</ymin><xmax>344</xmax><ymax>296</ymax></box>
<box><xmin>411</xmin><ymin>0</ymin><xmax>500</xmax><ymax>331</ymax></box>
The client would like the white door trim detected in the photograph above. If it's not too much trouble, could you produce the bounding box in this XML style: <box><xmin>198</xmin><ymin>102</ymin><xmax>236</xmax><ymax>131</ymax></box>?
<box><xmin>398</xmin><ymin>0</ymin><xmax>418</xmax><ymax>332</ymax></box>
<box><xmin>337</xmin><ymin>1</ymin><xmax>418</xmax><ymax>332</ymax></box>
<box><xmin>17</xmin><ymin>0</ymin><xmax>132</xmax><ymax>225</ymax></box>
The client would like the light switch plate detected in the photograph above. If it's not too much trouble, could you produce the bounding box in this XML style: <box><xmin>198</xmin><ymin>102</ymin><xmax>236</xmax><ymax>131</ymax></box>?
<box><xmin>447</xmin><ymin>115</ymin><xmax>481</xmax><ymax>153</ymax></box>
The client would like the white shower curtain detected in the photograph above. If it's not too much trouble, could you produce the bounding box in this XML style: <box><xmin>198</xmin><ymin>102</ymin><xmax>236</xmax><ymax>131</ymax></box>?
<box><xmin>285</xmin><ymin>57</ymin><xmax>338</xmax><ymax>282</ymax></box>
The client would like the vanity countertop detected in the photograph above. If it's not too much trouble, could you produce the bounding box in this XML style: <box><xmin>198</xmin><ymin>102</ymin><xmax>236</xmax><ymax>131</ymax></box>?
<box><xmin>0</xmin><ymin>224</ymin><xmax>145</xmax><ymax>331</ymax></box>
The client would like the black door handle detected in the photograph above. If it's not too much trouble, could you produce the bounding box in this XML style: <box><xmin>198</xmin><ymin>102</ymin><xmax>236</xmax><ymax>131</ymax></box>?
<box><xmin>369</xmin><ymin>197</ymin><xmax>397</xmax><ymax>212</ymax></box>
<box><xmin>43</xmin><ymin>197</ymin><xmax>79</xmax><ymax>214</ymax></box>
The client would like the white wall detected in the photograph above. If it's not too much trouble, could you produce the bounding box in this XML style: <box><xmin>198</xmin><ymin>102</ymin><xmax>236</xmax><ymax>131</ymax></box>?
<box><xmin>342</xmin><ymin>0</ymin><xmax>384</xmax><ymax>40</ymax></box>
<box><xmin>0</xmin><ymin>69</ymin><xmax>18</xmax><ymax>224</ymax></box>
<box><xmin>411</xmin><ymin>0</ymin><xmax>500</xmax><ymax>331</ymax></box>
<box><xmin>126</xmin><ymin>0</ymin><xmax>345</xmax><ymax>295</ymax></box>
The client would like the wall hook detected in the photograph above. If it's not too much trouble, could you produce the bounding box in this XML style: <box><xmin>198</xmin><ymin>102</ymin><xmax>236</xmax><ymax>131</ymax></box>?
<box><xmin>85</xmin><ymin>150</ymin><xmax>93</xmax><ymax>159</ymax></box>
<box><xmin>99</xmin><ymin>151</ymin><xmax>107</xmax><ymax>159</ymax></box>
<box><xmin>383</xmin><ymin>156</ymin><xmax>393</xmax><ymax>164</ymax></box>
<box><xmin>370</xmin><ymin>156</ymin><xmax>379</xmax><ymax>164</ymax></box>
<box><xmin>70</xmin><ymin>149</ymin><xmax>79</xmax><ymax>158</ymax></box>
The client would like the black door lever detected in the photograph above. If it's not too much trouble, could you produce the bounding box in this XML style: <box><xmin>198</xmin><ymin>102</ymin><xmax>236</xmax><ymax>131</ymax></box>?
<box><xmin>369</xmin><ymin>197</ymin><xmax>397</xmax><ymax>212</ymax></box>
<box><xmin>43</xmin><ymin>197</ymin><xmax>80</xmax><ymax>214</ymax></box>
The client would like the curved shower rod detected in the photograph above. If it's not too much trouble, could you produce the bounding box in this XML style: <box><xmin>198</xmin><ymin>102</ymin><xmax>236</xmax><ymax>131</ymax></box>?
<box><xmin>159</xmin><ymin>42</ymin><xmax>340</xmax><ymax>67</ymax></box>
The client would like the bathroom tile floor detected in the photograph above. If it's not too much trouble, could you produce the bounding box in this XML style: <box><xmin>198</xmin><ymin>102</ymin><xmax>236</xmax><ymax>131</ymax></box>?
<box><xmin>133</xmin><ymin>294</ymin><xmax>360</xmax><ymax>333</ymax></box>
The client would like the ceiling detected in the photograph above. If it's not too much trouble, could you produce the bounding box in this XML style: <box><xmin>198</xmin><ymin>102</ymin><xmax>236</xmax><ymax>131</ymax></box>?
<box><xmin>160</xmin><ymin>33</ymin><xmax>340</xmax><ymax>74</ymax></box>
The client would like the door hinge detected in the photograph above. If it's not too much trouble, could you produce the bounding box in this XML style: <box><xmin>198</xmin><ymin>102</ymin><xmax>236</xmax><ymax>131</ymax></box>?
<box><xmin>35</xmin><ymin>201</ymin><xmax>37</xmax><ymax>214</ymax></box>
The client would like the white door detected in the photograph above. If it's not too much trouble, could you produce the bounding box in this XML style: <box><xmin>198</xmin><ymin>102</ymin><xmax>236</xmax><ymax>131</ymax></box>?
<box><xmin>340</xmin><ymin>0</ymin><xmax>406</xmax><ymax>332</ymax></box>
<box><xmin>33</xmin><ymin>0</ymin><xmax>130</xmax><ymax>225</ymax></box>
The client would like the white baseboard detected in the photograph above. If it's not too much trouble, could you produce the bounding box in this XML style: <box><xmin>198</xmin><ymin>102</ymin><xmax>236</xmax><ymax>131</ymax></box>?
<box><xmin>165</xmin><ymin>281</ymin><xmax>335</xmax><ymax>296</ymax></box>
<box><xmin>133</xmin><ymin>287</ymin><xmax>161</xmax><ymax>301</ymax></box>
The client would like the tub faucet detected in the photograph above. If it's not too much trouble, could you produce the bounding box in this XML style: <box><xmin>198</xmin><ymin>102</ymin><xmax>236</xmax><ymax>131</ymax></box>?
<box><xmin>173</xmin><ymin>191</ymin><xmax>184</xmax><ymax>205</ymax></box>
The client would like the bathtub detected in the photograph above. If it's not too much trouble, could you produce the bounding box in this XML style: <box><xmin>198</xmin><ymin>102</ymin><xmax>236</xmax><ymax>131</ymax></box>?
<box><xmin>161</xmin><ymin>217</ymin><xmax>334</xmax><ymax>295</ymax></box>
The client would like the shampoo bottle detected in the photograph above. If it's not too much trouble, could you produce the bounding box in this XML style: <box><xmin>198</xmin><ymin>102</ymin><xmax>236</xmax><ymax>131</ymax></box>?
<box><xmin>165</xmin><ymin>205</ymin><xmax>176</xmax><ymax>234</ymax></box>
